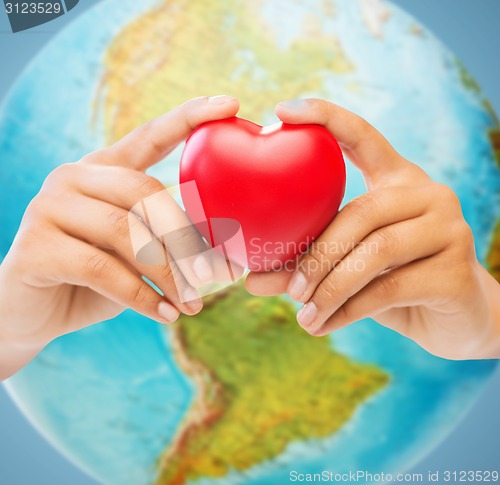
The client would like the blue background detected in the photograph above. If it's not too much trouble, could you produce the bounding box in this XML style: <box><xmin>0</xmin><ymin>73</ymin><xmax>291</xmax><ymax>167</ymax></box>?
<box><xmin>0</xmin><ymin>1</ymin><xmax>499</xmax><ymax>484</ymax></box>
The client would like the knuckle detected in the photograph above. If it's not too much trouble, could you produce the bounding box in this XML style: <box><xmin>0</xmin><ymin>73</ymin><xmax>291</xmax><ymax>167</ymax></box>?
<box><xmin>85</xmin><ymin>254</ymin><xmax>114</xmax><ymax>279</ymax></box>
<box><xmin>176</xmin><ymin>97</ymin><xmax>208</xmax><ymax>132</ymax></box>
<box><xmin>344</xmin><ymin>191</ymin><xmax>384</xmax><ymax>222</ymax></box>
<box><xmin>310</xmin><ymin>98</ymin><xmax>330</xmax><ymax>115</ymax></box>
<box><xmin>25</xmin><ymin>194</ymin><xmax>51</xmax><ymax>218</ymax></box>
<box><xmin>183</xmin><ymin>96</ymin><xmax>205</xmax><ymax>111</ymax></box>
<box><xmin>165</xmin><ymin>225</ymin><xmax>204</xmax><ymax>256</ymax></box>
<box><xmin>13</xmin><ymin>226</ymin><xmax>48</xmax><ymax>262</ymax></box>
<box><xmin>451</xmin><ymin>222</ymin><xmax>475</xmax><ymax>258</ymax></box>
<box><xmin>351</xmin><ymin>115</ymin><xmax>372</xmax><ymax>138</ymax></box>
<box><xmin>343</xmin><ymin>197</ymin><xmax>367</xmax><ymax>221</ymax></box>
<box><xmin>157</xmin><ymin>262</ymin><xmax>174</xmax><ymax>284</ymax></box>
<box><xmin>43</xmin><ymin>162</ymin><xmax>77</xmax><ymax>188</ymax></box>
<box><xmin>375</xmin><ymin>273</ymin><xmax>399</xmax><ymax>299</ymax></box>
<box><xmin>454</xmin><ymin>221</ymin><xmax>474</xmax><ymax>244</ymax></box>
<box><xmin>315</xmin><ymin>277</ymin><xmax>339</xmax><ymax>305</ymax></box>
<box><xmin>304</xmin><ymin>241</ymin><xmax>333</xmax><ymax>275</ymax></box>
<box><xmin>134</xmin><ymin>173</ymin><xmax>164</xmax><ymax>199</ymax></box>
<box><xmin>141</xmin><ymin>120</ymin><xmax>166</xmax><ymax>156</ymax></box>
<box><xmin>402</xmin><ymin>162</ymin><xmax>430</xmax><ymax>182</ymax></box>
<box><xmin>80</xmin><ymin>149</ymin><xmax>112</xmax><ymax>165</ymax></box>
<box><xmin>435</xmin><ymin>183</ymin><xmax>461</xmax><ymax>208</ymax></box>
<box><xmin>51</xmin><ymin>162</ymin><xmax>76</xmax><ymax>178</ymax></box>
<box><xmin>106</xmin><ymin>209</ymin><xmax>131</xmax><ymax>239</ymax></box>
<box><xmin>27</xmin><ymin>191</ymin><xmax>74</xmax><ymax>222</ymax></box>
<box><xmin>370</xmin><ymin>227</ymin><xmax>398</xmax><ymax>255</ymax></box>
<box><xmin>130</xmin><ymin>280</ymin><xmax>153</xmax><ymax>306</ymax></box>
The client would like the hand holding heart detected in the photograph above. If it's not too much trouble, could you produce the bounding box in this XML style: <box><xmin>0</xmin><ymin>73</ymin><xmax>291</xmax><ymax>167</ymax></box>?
<box><xmin>246</xmin><ymin>98</ymin><xmax>500</xmax><ymax>360</ymax></box>
<box><xmin>0</xmin><ymin>96</ymin><xmax>241</xmax><ymax>380</ymax></box>
<box><xmin>2</xmin><ymin>96</ymin><xmax>500</xmax><ymax>383</ymax></box>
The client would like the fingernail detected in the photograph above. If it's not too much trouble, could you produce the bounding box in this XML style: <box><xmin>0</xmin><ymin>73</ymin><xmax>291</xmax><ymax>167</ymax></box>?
<box><xmin>297</xmin><ymin>302</ymin><xmax>317</xmax><ymax>328</ymax></box>
<box><xmin>277</xmin><ymin>99</ymin><xmax>308</xmax><ymax>110</ymax></box>
<box><xmin>182</xmin><ymin>286</ymin><xmax>203</xmax><ymax>313</ymax></box>
<box><xmin>288</xmin><ymin>271</ymin><xmax>308</xmax><ymax>301</ymax></box>
<box><xmin>192</xmin><ymin>254</ymin><xmax>213</xmax><ymax>285</ymax></box>
<box><xmin>158</xmin><ymin>301</ymin><xmax>179</xmax><ymax>323</ymax></box>
<box><xmin>208</xmin><ymin>95</ymin><xmax>236</xmax><ymax>104</ymax></box>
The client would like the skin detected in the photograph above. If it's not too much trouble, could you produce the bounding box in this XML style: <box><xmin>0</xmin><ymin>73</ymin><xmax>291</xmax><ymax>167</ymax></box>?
<box><xmin>246</xmin><ymin>98</ymin><xmax>500</xmax><ymax>361</ymax></box>
<box><xmin>1</xmin><ymin>96</ymin><xmax>499</xmax><ymax>381</ymax></box>
<box><xmin>0</xmin><ymin>95</ymin><xmax>240</xmax><ymax>381</ymax></box>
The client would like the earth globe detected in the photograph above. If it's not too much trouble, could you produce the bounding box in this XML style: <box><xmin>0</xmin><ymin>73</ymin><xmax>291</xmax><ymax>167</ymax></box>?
<box><xmin>1</xmin><ymin>0</ymin><xmax>500</xmax><ymax>484</ymax></box>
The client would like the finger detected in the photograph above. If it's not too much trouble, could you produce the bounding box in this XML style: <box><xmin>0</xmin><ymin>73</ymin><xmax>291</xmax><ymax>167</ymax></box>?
<box><xmin>85</xmin><ymin>95</ymin><xmax>239</xmax><ymax>171</ymax></box>
<box><xmin>64</xmin><ymin>165</ymin><xmax>214</xmax><ymax>287</ymax></box>
<box><xmin>245</xmin><ymin>265</ymin><xmax>295</xmax><ymax>296</ymax></box>
<box><xmin>287</xmin><ymin>185</ymin><xmax>433</xmax><ymax>303</ymax></box>
<box><xmin>311</xmin><ymin>258</ymin><xmax>439</xmax><ymax>337</ymax></box>
<box><xmin>295</xmin><ymin>215</ymin><xmax>448</xmax><ymax>334</ymax></box>
<box><xmin>53</xmin><ymin>235</ymin><xmax>180</xmax><ymax>324</ymax></box>
<box><xmin>275</xmin><ymin>98</ymin><xmax>409</xmax><ymax>184</ymax></box>
<box><xmin>46</xmin><ymin>194</ymin><xmax>207</xmax><ymax>314</ymax></box>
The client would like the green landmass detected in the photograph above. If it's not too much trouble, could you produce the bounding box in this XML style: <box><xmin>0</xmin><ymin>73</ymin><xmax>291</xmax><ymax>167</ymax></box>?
<box><xmin>453</xmin><ymin>59</ymin><xmax>500</xmax><ymax>282</ymax></box>
<box><xmin>455</xmin><ymin>58</ymin><xmax>481</xmax><ymax>95</ymax></box>
<box><xmin>155</xmin><ymin>284</ymin><xmax>388</xmax><ymax>485</ymax></box>
<box><xmin>99</xmin><ymin>0</ymin><xmax>353</xmax><ymax>142</ymax></box>
<box><xmin>487</xmin><ymin>225</ymin><xmax>500</xmax><ymax>282</ymax></box>
<box><xmin>487</xmin><ymin>125</ymin><xmax>500</xmax><ymax>282</ymax></box>
<box><xmin>96</xmin><ymin>3</ymin><xmax>500</xmax><ymax>482</ymax></box>
<box><xmin>483</xmin><ymin>99</ymin><xmax>500</xmax><ymax>127</ymax></box>
<box><xmin>453</xmin><ymin>59</ymin><xmax>500</xmax><ymax>168</ymax></box>
<box><xmin>489</xmin><ymin>127</ymin><xmax>500</xmax><ymax>167</ymax></box>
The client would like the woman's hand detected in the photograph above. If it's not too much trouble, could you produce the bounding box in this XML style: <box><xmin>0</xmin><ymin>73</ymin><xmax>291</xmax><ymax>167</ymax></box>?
<box><xmin>0</xmin><ymin>95</ymin><xmax>240</xmax><ymax>380</ymax></box>
<box><xmin>246</xmin><ymin>98</ymin><xmax>500</xmax><ymax>360</ymax></box>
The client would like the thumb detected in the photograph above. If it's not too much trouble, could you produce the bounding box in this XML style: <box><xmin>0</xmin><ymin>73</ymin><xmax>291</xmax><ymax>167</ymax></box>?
<box><xmin>91</xmin><ymin>95</ymin><xmax>240</xmax><ymax>172</ymax></box>
<box><xmin>275</xmin><ymin>98</ymin><xmax>406</xmax><ymax>187</ymax></box>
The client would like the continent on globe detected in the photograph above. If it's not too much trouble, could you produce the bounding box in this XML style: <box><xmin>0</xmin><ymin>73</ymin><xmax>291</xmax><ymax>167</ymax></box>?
<box><xmin>155</xmin><ymin>284</ymin><xmax>388</xmax><ymax>485</ymax></box>
<box><xmin>2</xmin><ymin>1</ymin><xmax>499</xmax><ymax>484</ymax></box>
<box><xmin>454</xmin><ymin>59</ymin><xmax>500</xmax><ymax>282</ymax></box>
<box><xmin>487</xmin><ymin>122</ymin><xmax>500</xmax><ymax>281</ymax></box>
<box><xmin>99</xmin><ymin>0</ymin><xmax>353</xmax><ymax>140</ymax></box>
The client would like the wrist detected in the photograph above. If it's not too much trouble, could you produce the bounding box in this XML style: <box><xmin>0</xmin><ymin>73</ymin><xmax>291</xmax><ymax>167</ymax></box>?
<box><xmin>0</xmin><ymin>335</ymin><xmax>47</xmax><ymax>381</ymax></box>
<box><xmin>473</xmin><ymin>264</ymin><xmax>500</xmax><ymax>359</ymax></box>
<box><xmin>0</xmin><ymin>262</ymin><xmax>53</xmax><ymax>380</ymax></box>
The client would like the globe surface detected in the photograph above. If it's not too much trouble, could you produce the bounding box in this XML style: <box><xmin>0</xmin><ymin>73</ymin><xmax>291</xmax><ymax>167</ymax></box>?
<box><xmin>1</xmin><ymin>1</ymin><xmax>500</xmax><ymax>484</ymax></box>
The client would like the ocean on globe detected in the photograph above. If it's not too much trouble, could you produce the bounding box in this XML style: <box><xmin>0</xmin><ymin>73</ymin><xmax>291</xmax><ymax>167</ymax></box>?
<box><xmin>1</xmin><ymin>1</ymin><xmax>499</xmax><ymax>484</ymax></box>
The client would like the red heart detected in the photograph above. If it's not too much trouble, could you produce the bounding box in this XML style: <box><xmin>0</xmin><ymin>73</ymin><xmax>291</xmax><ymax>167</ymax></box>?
<box><xmin>180</xmin><ymin>116</ymin><xmax>345</xmax><ymax>272</ymax></box>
